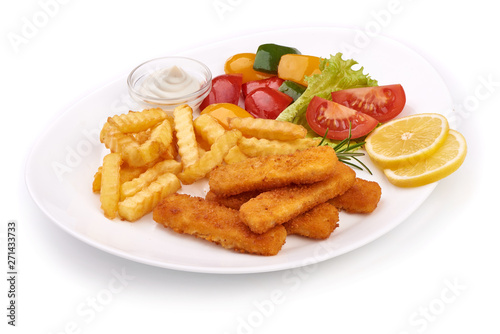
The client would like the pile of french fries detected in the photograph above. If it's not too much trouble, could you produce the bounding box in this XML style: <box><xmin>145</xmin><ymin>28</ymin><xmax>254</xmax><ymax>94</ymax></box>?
<box><xmin>93</xmin><ymin>104</ymin><xmax>318</xmax><ymax>222</ymax></box>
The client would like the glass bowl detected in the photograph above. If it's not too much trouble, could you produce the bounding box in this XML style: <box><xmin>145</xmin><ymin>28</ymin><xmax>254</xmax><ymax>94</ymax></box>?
<box><xmin>127</xmin><ymin>56</ymin><xmax>212</xmax><ymax>111</ymax></box>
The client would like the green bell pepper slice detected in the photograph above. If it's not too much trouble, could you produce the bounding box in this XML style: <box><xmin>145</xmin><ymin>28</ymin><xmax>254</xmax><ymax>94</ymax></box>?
<box><xmin>252</xmin><ymin>43</ymin><xmax>301</xmax><ymax>74</ymax></box>
<box><xmin>279</xmin><ymin>80</ymin><xmax>306</xmax><ymax>101</ymax></box>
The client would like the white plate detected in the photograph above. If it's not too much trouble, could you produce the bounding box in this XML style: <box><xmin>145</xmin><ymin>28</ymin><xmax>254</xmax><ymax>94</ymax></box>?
<box><xmin>25</xmin><ymin>26</ymin><xmax>452</xmax><ymax>274</ymax></box>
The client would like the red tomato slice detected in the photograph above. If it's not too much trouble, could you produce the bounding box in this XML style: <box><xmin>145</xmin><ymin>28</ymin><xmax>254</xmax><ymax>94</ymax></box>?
<box><xmin>244</xmin><ymin>87</ymin><xmax>293</xmax><ymax>119</ymax></box>
<box><xmin>306</xmin><ymin>96</ymin><xmax>378</xmax><ymax>140</ymax></box>
<box><xmin>241</xmin><ymin>77</ymin><xmax>284</xmax><ymax>98</ymax></box>
<box><xmin>200</xmin><ymin>74</ymin><xmax>243</xmax><ymax>110</ymax></box>
<box><xmin>330</xmin><ymin>84</ymin><xmax>406</xmax><ymax>123</ymax></box>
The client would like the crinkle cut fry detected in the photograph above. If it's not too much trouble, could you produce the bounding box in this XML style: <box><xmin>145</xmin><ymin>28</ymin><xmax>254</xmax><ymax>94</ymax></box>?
<box><xmin>228</xmin><ymin>117</ymin><xmax>307</xmax><ymax>141</ymax></box>
<box><xmin>108</xmin><ymin>108</ymin><xmax>167</xmax><ymax>133</ymax></box>
<box><xmin>209</xmin><ymin>146</ymin><xmax>338</xmax><ymax>197</ymax></box>
<box><xmin>100</xmin><ymin>153</ymin><xmax>122</xmax><ymax>219</ymax></box>
<box><xmin>174</xmin><ymin>104</ymin><xmax>199</xmax><ymax>168</ymax></box>
<box><xmin>239</xmin><ymin>162</ymin><xmax>356</xmax><ymax>234</ymax></box>
<box><xmin>153</xmin><ymin>194</ymin><xmax>287</xmax><ymax>256</ymax></box>
<box><xmin>118</xmin><ymin>173</ymin><xmax>181</xmax><ymax>222</ymax></box>
<box><xmin>237</xmin><ymin>137</ymin><xmax>319</xmax><ymax>157</ymax></box>
<box><xmin>178</xmin><ymin>129</ymin><xmax>242</xmax><ymax>185</ymax></box>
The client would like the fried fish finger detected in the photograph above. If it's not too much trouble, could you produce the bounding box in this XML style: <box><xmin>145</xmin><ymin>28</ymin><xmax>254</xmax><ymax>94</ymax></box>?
<box><xmin>153</xmin><ymin>194</ymin><xmax>287</xmax><ymax>256</ymax></box>
<box><xmin>283</xmin><ymin>203</ymin><xmax>339</xmax><ymax>239</ymax></box>
<box><xmin>209</xmin><ymin>146</ymin><xmax>338</xmax><ymax>196</ymax></box>
<box><xmin>329</xmin><ymin>178</ymin><xmax>382</xmax><ymax>213</ymax></box>
<box><xmin>239</xmin><ymin>162</ymin><xmax>355</xmax><ymax>234</ymax></box>
<box><xmin>205</xmin><ymin>189</ymin><xmax>262</xmax><ymax>210</ymax></box>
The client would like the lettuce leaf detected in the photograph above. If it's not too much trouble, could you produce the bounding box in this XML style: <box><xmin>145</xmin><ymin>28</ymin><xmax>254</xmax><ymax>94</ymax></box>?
<box><xmin>275</xmin><ymin>52</ymin><xmax>378</xmax><ymax>130</ymax></box>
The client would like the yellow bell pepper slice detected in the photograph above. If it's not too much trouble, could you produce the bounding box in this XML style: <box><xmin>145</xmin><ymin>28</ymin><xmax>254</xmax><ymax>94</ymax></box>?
<box><xmin>200</xmin><ymin>103</ymin><xmax>254</xmax><ymax>129</ymax></box>
<box><xmin>277</xmin><ymin>54</ymin><xmax>321</xmax><ymax>87</ymax></box>
<box><xmin>224</xmin><ymin>53</ymin><xmax>273</xmax><ymax>84</ymax></box>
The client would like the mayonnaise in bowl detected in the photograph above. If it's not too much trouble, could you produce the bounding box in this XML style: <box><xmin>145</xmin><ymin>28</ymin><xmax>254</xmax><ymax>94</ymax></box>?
<box><xmin>139</xmin><ymin>66</ymin><xmax>202</xmax><ymax>99</ymax></box>
<box><xmin>128</xmin><ymin>57</ymin><xmax>212</xmax><ymax>111</ymax></box>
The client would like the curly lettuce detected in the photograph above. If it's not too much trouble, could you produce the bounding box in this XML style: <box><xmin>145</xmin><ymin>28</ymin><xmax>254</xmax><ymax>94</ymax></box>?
<box><xmin>276</xmin><ymin>52</ymin><xmax>378</xmax><ymax>130</ymax></box>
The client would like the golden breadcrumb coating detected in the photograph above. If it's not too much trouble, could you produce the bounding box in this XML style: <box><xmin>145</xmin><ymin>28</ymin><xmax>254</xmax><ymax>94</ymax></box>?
<box><xmin>239</xmin><ymin>162</ymin><xmax>355</xmax><ymax>234</ymax></box>
<box><xmin>329</xmin><ymin>178</ymin><xmax>382</xmax><ymax>213</ymax></box>
<box><xmin>208</xmin><ymin>146</ymin><xmax>338</xmax><ymax>196</ymax></box>
<box><xmin>153</xmin><ymin>194</ymin><xmax>287</xmax><ymax>256</ymax></box>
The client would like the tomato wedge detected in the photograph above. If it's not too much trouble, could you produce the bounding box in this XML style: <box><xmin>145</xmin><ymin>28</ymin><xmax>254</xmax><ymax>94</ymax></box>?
<box><xmin>244</xmin><ymin>87</ymin><xmax>293</xmax><ymax>119</ymax></box>
<box><xmin>200</xmin><ymin>74</ymin><xmax>243</xmax><ymax>110</ymax></box>
<box><xmin>306</xmin><ymin>96</ymin><xmax>378</xmax><ymax>140</ymax></box>
<box><xmin>330</xmin><ymin>84</ymin><xmax>406</xmax><ymax>123</ymax></box>
<box><xmin>241</xmin><ymin>77</ymin><xmax>284</xmax><ymax>98</ymax></box>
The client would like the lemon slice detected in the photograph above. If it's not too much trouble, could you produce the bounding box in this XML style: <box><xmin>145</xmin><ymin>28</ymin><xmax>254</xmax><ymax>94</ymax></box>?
<box><xmin>383</xmin><ymin>129</ymin><xmax>467</xmax><ymax>187</ymax></box>
<box><xmin>365</xmin><ymin>113</ymin><xmax>449</xmax><ymax>168</ymax></box>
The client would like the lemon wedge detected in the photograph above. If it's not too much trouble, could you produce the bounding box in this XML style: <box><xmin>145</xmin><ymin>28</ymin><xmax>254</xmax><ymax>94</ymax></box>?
<box><xmin>383</xmin><ymin>129</ymin><xmax>467</xmax><ymax>187</ymax></box>
<box><xmin>365</xmin><ymin>113</ymin><xmax>449</xmax><ymax>168</ymax></box>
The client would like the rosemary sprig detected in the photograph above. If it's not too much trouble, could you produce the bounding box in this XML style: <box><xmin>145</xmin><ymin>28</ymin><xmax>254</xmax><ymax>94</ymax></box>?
<box><xmin>318</xmin><ymin>123</ymin><xmax>372</xmax><ymax>175</ymax></box>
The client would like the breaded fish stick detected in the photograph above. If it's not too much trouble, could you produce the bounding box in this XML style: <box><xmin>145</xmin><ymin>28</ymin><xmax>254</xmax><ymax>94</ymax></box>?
<box><xmin>153</xmin><ymin>194</ymin><xmax>287</xmax><ymax>256</ymax></box>
<box><xmin>205</xmin><ymin>189</ymin><xmax>261</xmax><ymax>210</ymax></box>
<box><xmin>209</xmin><ymin>146</ymin><xmax>338</xmax><ymax>196</ymax></box>
<box><xmin>329</xmin><ymin>178</ymin><xmax>382</xmax><ymax>213</ymax></box>
<box><xmin>240</xmin><ymin>162</ymin><xmax>355</xmax><ymax>234</ymax></box>
<box><xmin>283</xmin><ymin>203</ymin><xmax>339</xmax><ymax>239</ymax></box>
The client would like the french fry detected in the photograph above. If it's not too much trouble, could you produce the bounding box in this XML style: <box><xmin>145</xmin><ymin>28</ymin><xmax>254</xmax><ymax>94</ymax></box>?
<box><xmin>238</xmin><ymin>137</ymin><xmax>320</xmax><ymax>157</ymax></box>
<box><xmin>150</xmin><ymin>118</ymin><xmax>174</xmax><ymax>151</ymax></box>
<box><xmin>130</xmin><ymin>115</ymin><xmax>178</xmax><ymax>164</ymax></box>
<box><xmin>229</xmin><ymin>117</ymin><xmax>307</xmax><ymax>141</ymax></box>
<box><xmin>100</xmin><ymin>122</ymin><xmax>131</xmax><ymax>151</ymax></box>
<box><xmin>99</xmin><ymin>121</ymin><xmax>111</xmax><ymax>143</ymax></box>
<box><xmin>194</xmin><ymin>113</ymin><xmax>247</xmax><ymax>164</ymax></box>
<box><xmin>108</xmin><ymin>108</ymin><xmax>167</xmax><ymax>133</ymax></box>
<box><xmin>161</xmin><ymin>138</ymin><xmax>178</xmax><ymax>161</ymax></box>
<box><xmin>223</xmin><ymin>145</ymin><xmax>248</xmax><ymax>164</ymax></box>
<box><xmin>122</xmin><ymin>144</ymin><xmax>147</xmax><ymax>167</ymax></box>
<box><xmin>173</xmin><ymin>104</ymin><xmax>199</xmax><ymax>168</ymax></box>
<box><xmin>100</xmin><ymin>153</ymin><xmax>122</xmax><ymax>219</ymax></box>
<box><xmin>92</xmin><ymin>167</ymin><xmax>102</xmax><ymax>193</ymax></box>
<box><xmin>121</xmin><ymin>160</ymin><xmax>182</xmax><ymax>200</ymax></box>
<box><xmin>133</xmin><ymin>119</ymin><xmax>175</xmax><ymax>165</ymax></box>
<box><xmin>138</xmin><ymin>140</ymin><xmax>161</xmax><ymax>165</ymax></box>
<box><xmin>92</xmin><ymin>163</ymin><xmax>148</xmax><ymax>194</ymax></box>
<box><xmin>197</xmin><ymin>146</ymin><xmax>206</xmax><ymax>158</ymax></box>
<box><xmin>131</xmin><ymin>129</ymin><xmax>151</xmax><ymax>144</ymax></box>
<box><xmin>119</xmin><ymin>164</ymin><xmax>149</xmax><ymax>184</ymax></box>
<box><xmin>118</xmin><ymin>173</ymin><xmax>181</xmax><ymax>222</ymax></box>
<box><xmin>178</xmin><ymin>130</ymin><xmax>242</xmax><ymax>185</ymax></box>
<box><xmin>194</xmin><ymin>114</ymin><xmax>226</xmax><ymax>145</ymax></box>
<box><xmin>100</xmin><ymin>122</ymin><xmax>146</xmax><ymax>167</ymax></box>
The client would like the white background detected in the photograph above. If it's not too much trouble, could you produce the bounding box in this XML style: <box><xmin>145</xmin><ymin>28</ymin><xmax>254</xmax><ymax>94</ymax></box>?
<box><xmin>2</xmin><ymin>0</ymin><xmax>499</xmax><ymax>333</ymax></box>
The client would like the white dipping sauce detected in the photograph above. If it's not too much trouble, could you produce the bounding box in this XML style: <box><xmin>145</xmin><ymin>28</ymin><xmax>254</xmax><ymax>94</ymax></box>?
<box><xmin>140</xmin><ymin>66</ymin><xmax>201</xmax><ymax>99</ymax></box>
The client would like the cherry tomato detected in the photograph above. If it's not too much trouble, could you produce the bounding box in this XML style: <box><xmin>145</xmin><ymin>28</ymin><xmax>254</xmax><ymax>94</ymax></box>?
<box><xmin>306</xmin><ymin>96</ymin><xmax>378</xmax><ymax>140</ymax></box>
<box><xmin>224</xmin><ymin>53</ymin><xmax>273</xmax><ymax>83</ymax></box>
<box><xmin>200</xmin><ymin>103</ymin><xmax>254</xmax><ymax>129</ymax></box>
<box><xmin>244</xmin><ymin>87</ymin><xmax>293</xmax><ymax>119</ymax></box>
<box><xmin>330</xmin><ymin>84</ymin><xmax>406</xmax><ymax>123</ymax></box>
<box><xmin>200</xmin><ymin>74</ymin><xmax>243</xmax><ymax>111</ymax></box>
<box><xmin>241</xmin><ymin>77</ymin><xmax>284</xmax><ymax>98</ymax></box>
